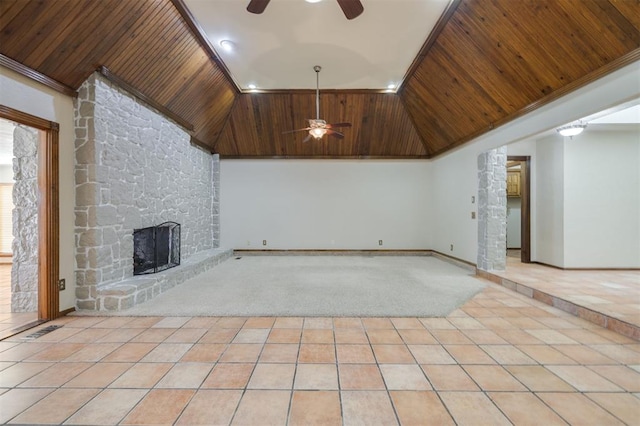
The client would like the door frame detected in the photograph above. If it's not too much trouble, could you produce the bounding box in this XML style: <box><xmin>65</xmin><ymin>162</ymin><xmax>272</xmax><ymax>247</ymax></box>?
<box><xmin>507</xmin><ymin>155</ymin><xmax>531</xmax><ymax>263</ymax></box>
<box><xmin>0</xmin><ymin>105</ymin><xmax>60</xmax><ymax>320</ymax></box>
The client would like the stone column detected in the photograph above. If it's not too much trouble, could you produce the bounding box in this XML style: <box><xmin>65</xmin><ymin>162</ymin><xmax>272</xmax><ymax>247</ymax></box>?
<box><xmin>212</xmin><ymin>154</ymin><xmax>220</xmax><ymax>248</ymax></box>
<box><xmin>11</xmin><ymin>125</ymin><xmax>39</xmax><ymax>312</ymax></box>
<box><xmin>74</xmin><ymin>75</ymin><xmax>101</xmax><ymax>310</ymax></box>
<box><xmin>477</xmin><ymin>146</ymin><xmax>507</xmax><ymax>271</ymax></box>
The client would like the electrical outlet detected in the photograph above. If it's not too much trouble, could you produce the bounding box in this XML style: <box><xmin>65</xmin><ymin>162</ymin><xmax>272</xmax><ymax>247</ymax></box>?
<box><xmin>246</xmin><ymin>240</ymin><xmax>250</xmax><ymax>246</ymax></box>
<box><xmin>378</xmin><ymin>240</ymin><xmax>383</xmax><ymax>246</ymax></box>
<box><xmin>450</xmin><ymin>244</ymin><xmax>454</xmax><ymax>251</ymax></box>
<box><xmin>262</xmin><ymin>240</ymin><xmax>267</xmax><ymax>246</ymax></box>
<box><xmin>471</xmin><ymin>196</ymin><xmax>475</xmax><ymax>204</ymax></box>
<box><xmin>471</xmin><ymin>211</ymin><xmax>476</xmax><ymax>219</ymax></box>
<box><xmin>58</xmin><ymin>279</ymin><xmax>66</xmax><ymax>291</ymax></box>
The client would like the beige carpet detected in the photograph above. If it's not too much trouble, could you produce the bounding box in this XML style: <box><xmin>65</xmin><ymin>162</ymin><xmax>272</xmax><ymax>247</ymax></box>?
<box><xmin>109</xmin><ymin>255</ymin><xmax>485</xmax><ymax>317</ymax></box>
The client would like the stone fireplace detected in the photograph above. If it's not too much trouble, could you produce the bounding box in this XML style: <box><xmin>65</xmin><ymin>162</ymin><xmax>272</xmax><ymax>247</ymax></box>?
<box><xmin>74</xmin><ymin>73</ymin><xmax>230</xmax><ymax>311</ymax></box>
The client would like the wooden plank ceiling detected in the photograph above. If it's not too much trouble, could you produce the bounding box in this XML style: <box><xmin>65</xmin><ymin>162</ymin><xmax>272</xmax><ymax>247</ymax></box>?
<box><xmin>1</xmin><ymin>0</ymin><xmax>638</xmax><ymax>158</ymax></box>
<box><xmin>401</xmin><ymin>0</ymin><xmax>640</xmax><ymax>157</ymax></box>
<box><xmin>0</xmin><ymin>0</ymin><xmax>236</xmax><ymax>146</ymax></box>
<box><xmin>216</xmin><ymin>93</ymin><xmax>427</xmax><ymax>157</ymax></box>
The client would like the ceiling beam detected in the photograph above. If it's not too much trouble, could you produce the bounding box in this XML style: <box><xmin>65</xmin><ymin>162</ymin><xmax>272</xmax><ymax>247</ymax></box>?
<box><xmin>220</xmin><ymin>155</ymin><xmax>430</xmax><ymax>160</ymax></box>
<box><xmin>170</xmin><ymin>0</ymin><xmax>241</xmax><ymax>94</ymax></box>
<box><xmin>397</xmin><ymin>0</ymin><xmax>462</xmax><ymax>96</ymax></box>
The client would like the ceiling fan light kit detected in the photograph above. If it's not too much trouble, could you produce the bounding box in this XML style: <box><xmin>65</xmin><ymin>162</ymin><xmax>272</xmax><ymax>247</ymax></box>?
<box><xmin>557</xmin><ymin>122</ymin><xmax>587</xmax><ymax>137</ymax></box>
<box><xmin>309</xmin><ymin>124</ymin><xmax>328</xmax><ymax>139</ymax></box>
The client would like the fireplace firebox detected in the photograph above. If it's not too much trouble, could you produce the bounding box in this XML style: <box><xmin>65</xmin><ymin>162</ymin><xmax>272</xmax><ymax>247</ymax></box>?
<box><xmin>133</xmin><ymin>222</ymin><xmax>181</xmax><ymax>275</ymax></box>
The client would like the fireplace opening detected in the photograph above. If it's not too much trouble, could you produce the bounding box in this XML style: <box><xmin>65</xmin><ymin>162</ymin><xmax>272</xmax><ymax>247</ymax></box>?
<box><xmin>133</xmin><ymin>221</ymin><xmax>181</xmax><ymax>275</ymax></box>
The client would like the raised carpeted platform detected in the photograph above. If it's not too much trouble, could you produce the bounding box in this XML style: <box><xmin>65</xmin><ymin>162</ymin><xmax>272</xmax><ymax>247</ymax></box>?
<box><xmin>100</xmin><ymin>255</ymin><xmax>486</xmax><ymax>317</ymax></box>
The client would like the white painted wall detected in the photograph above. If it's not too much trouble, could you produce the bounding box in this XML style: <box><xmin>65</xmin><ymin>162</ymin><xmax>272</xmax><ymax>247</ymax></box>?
<box><xmin>430</xmin><ymin>148</ymin><xmax>479</xmax><ymax>261</ymax></box>
<box><xmin>221</xmin><ymin>160</ymin><xmax>432</xmax><ymax>249</ymax></box>
<box><xmin>535</xmin><ymin>134</ymin><xmax>565</xmax><ymax>266</ymax></box>
<box><xmin>0</xmin><ymin>66</ymin><xmax>76</xmax><ymax>311</ymax></box>
<box><xmin>563</xmin><ymin>128</ymin><xmax>640</xmax><ymax>268</ymax></box>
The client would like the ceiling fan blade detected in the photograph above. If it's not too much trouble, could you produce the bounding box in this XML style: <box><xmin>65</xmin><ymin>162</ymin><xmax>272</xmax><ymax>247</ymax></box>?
<box><xmin>326</xmin><ymin>122</ymin><xmax>352</xmax><ymax>129</ymax></box>
<box><xmin>336</xmin><ymin>0</ymin><xmax>364</xmax><ymax>20</ymax></box>
<box><xmin>247</xmin><ymin>0</ymin><xmax>270</xmax><ymax>14</ymax></box>
<box><xmin>282</xmin><ymin>128</ymin><xmax>312</xmax><ymax>134</ymax></box>
<box><xmin>302</xmin><ymin>133</ymin><xmax>313</xmax><ymax>143</ymax></box>
<box><xmin>327</xmin><ymin>129</ymin><xmax>345</xmax><ymax>139</ymax></box>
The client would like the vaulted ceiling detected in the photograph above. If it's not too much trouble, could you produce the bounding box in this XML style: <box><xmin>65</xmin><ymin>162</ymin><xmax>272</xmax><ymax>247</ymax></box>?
<box><xmin>1</xmin><ymin>0</ymin><xmax>638</xmax><ymax>158</ymax></box>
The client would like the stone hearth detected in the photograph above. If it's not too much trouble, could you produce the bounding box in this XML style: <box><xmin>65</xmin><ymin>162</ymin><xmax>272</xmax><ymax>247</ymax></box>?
<box><xmin>95</xmin><ymin>248</ymin><xmax>231</xmax><ymax>311</ymax></box>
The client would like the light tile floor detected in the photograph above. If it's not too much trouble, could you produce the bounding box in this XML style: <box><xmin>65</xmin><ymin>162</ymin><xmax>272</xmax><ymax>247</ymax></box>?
<box><xmin>1</xmin><ymin>282</ymin><xmax>639</xmax><ymax>425</ymax></box>
<box><xmin>0</xmin><ymin>264</ymin><xmax>38</xmax><ymax>337</ymax></box>
<box><xmin>484</xmin><ymin>257</ymin><xmax>640</xmax><ymax>339</ymax></box>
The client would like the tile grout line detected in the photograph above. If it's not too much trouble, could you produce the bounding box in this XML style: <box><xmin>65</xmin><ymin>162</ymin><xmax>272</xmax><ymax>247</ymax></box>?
<box><xmin>218</xmin><ymin>317</ymin><xmax>252</xmax><ymax>426</ymax></box>
<box><xmin>360</xmin><ymin>320</ymin><xmax>390</xmax><ymax>424</ymax></box>
<box><xmin>335</xmin><ymin>320</ymin><xmax>348</xmax><ymax>426</ymax></box>
<box><xmin>285</xmin><ymin>318</ymin><xmax>305</xmax><ymax>426</ymax></box>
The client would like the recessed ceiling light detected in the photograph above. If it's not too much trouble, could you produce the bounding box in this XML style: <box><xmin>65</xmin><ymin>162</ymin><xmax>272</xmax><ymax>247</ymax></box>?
<box><xmin>247</xmin><ymin>84</ymin><xmax>257</xmax><ymax>90</ymax></box>
<box><xmin>387</xmin><ymin>83</ymin><xmax>396</xmax><ymax>90</ymax></box>
<box><xmin>305</xmin><ymin>0</ymin><xmax>322</xmax><ymax>3</ymax></box>
<box><xmin>219</xmin><ymin>40</ymin><xmax>235</xmax><ymax>52</ymax></box>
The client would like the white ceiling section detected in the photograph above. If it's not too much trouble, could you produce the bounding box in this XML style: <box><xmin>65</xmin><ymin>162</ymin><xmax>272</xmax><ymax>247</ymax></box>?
<box><xmin>183</xmin><ymin>0</ymin><xmax>450</xmax><ymax>91</ymax></box>
<box><xmin>589</xmin><ymin>104</ymin><xmax>640</xmax><ymax>124</ymax></box>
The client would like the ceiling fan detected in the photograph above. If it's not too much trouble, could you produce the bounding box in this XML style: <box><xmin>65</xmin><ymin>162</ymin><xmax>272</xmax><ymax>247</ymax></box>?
<box><xmin>283</xmin><ymin>65</ymin><xmax>352</xmax><ymax>142</ymax></box>
<box><xmin>247</xmin><ymin>0</ymin><xmax>364</xmax><ymax>20</ymax></box>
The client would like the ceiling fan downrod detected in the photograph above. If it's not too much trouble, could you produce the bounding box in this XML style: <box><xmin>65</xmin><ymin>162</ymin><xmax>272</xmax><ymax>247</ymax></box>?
<box><xmin>314</xmin><ymin>65</ymin><xmax>321</xmax><ymax>120</ymax></box>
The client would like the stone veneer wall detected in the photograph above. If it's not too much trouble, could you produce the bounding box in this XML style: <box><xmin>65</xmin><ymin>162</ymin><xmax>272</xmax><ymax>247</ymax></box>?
<box><xmin>12</xmin><ymin>125</ymin><xmax>39</xmax><ymax>312</ymax></box>
<box><xmin>477</xmin><ymin>146</ymin><xmax>507</xmax><ymax>271</ymax></box>
<box><xmin>74</xmin><ymin>73</ymin><xmax>219</xmax><ymax>310</ymax></box>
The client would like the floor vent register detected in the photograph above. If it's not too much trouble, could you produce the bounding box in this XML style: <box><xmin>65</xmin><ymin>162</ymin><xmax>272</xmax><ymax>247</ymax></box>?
<box><xmin>21</xmin><ymin>325</ymin><xmax>63</xmax><ymax>340</ymax></box>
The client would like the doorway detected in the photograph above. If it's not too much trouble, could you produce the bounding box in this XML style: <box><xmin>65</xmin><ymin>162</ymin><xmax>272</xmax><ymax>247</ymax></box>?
<box><xmin>0</xmin><ymin>105</ymin><xmax>60</xmax><ymax>337</ymax></box>
<box><xmin>506</xmin><ymin>156</ymin><xmax>531</xmax><ymax>263</ymax></box>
